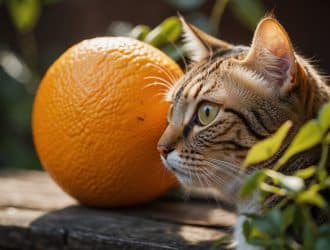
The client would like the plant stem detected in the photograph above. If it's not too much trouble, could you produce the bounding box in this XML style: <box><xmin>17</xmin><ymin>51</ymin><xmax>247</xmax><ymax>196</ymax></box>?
<box><xmin>16</xmin><ymin>30</ymin><xmax>40</xmax><ymax>93</ymax></box>
<box><xmin>209</xmin><ymin>0</ymin><xmax>230</xmax><ymax>36</ymax></box>
<box><xmin>319</xmin><ymin>140</ymin><xmax>329</xmax><ymax>169</ymax></box>
<box><xmin>318</xmin><ymin>140</ymin><xmax>329</xmax><ymax>182</ymax></box>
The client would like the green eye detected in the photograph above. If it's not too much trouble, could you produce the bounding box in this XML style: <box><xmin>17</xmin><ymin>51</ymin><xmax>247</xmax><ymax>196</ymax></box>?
<box><xmin>197</xmin><ymin>102</ymin><xmax>220</xmax><ymax>126</ymax></box>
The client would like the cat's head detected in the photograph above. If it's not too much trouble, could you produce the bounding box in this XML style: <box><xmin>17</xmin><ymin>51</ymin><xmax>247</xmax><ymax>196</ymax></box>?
<box><xmin>157</xmin><ymin>16</ymin><xmax>309</xmax><ymax>194</ymax></box>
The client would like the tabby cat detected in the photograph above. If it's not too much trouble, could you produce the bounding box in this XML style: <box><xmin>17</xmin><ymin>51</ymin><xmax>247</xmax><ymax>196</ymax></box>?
<box><xmin>157</xmin><ymin>16</ymin><xmax>330</xmax><ymax>249</ymax></box>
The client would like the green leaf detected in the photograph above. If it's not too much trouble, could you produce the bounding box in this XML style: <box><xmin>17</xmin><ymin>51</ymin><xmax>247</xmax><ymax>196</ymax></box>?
<box><xmin>245</xmin><ymin>218</ymin><xmax>270</xmax><ymax>243</ymax></box>
<box><xmin>318</xmin><ymin>101</ymin><xmax>330</xmax><ymax>131</ymax></box>
<box><xmin>302</xmin><ymin>206</ymin><xmax>317</xmax><ymax>250</ymax></box>
<box><xmin>239</xmin><ymin>170</ymin><xmax>266</xmax><ymax>199</ymax></box>
<box><xmin>276</xmin><ymin>120</ymin><xmax>323</xmax><ymax>168</ymax></box>
<box><xmin>244</xmin><ymin>121</ymin><xmax>292</xmax><ymax>167</ymax></box>
<box><xmin>323</xmin><ymin>177</ymin><xmax>330</xmax><ymax>188</ymax></box>
<box><xmin>129</xmin><ymin>25</ymin><xmax>150</xmax><ymax>40</ymax></box>
<box><xmin>263</xmin><ymin>209</ymin><xmax>282</xmax><ymax>235</ymax></box>
<box><xmin>248</xmin><ymin>228</ymin><xmax>270</xmax><ymax>243</ymax></box>
<box><xmin>297</xmin><ymin>184</ymin><xmax>326</xmax><ymax>208</ymax></box>
<box><xmin>6</xmin><ymin>0</ymin><xmax>41</xmax><ymax>33</ymax></box>
<box><xmin>243</xmin><ymin>219</ymin><xmax>252</xmax><ymax>240</ymax></box>
<box><xmin>144</xmin><ymin>16</ymin><xmax>182</xmax><ymax>47</ymax></box>
<box><xmin>294</xmin><ymin>166</ymin><xmax>316</xmax><ymax>179</ymax></box>
<box><xmin>319</xmin><ymin>224</ymin><xmax>330</xmax><ymax>236</ymax></box>
<box><xmin>325</xmin><ymin>132</ymin><xmax>330</xmax><ymax>144</ymax></box>
<box><xmin>316</xmin><ymin>237</ymin><xmax>330</xmax><ymax>250</ymax></box>
<box><xmin>260</xmin><ymin>183</ymin><xmax>287</xmax><ymax>196</ymax></box>
<box><xmin>229</xmin><ymin>0</ymin><xmax>265</xmax><ymax>30</ymax></box>
<box><xmin>281</xmin><ymin>205</ymin><xmax>295</xmax><ymax>233</ymax></box>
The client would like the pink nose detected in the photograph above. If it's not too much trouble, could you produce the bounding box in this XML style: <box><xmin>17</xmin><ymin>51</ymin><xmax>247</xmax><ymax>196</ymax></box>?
<box><xmin>157</xmin><ymin>145</ymin><xmax>173</xmax><ymax>159</ymax></box>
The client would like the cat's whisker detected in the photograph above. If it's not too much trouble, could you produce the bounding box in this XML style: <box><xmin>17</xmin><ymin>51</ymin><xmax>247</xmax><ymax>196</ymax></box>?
<box><xmin>198</xmin><ymin>172</ymin><xmax>210</xmax><ymax>188</ymax></box>
<box><xmin>147</xmin><ymin>63</ymin><xmax>178</xmax><ymax>83</ymax></box>
<box><xmin>164</xmin><ymin>40</ymin><xmax>189</xmax><ymax>72</ymax></box>
<box><xmin>208</xmin><ymin>158</ymin><xmax>252</xmax><ymax>177</ymax></box>
<box><xmin>207</xmin><ymin>157</ymin><xmax>238</xmax><ymax>167</ymax></box>
<box><xmin>153</xmin><ymin>91</ymin><xmax>170</xmax><ymax>100</ymax></box>
<box><xmin>159</xmin><ymin>159</ymin><xmax>170</xmax><ymax>187</ymax></box>
<box><xmin>198</xmin><ymin>171</ymin><xmax>235</xmax><ymax>204</ymax></box>
<box><xmin>199</xmin><ymin>169</ymin><xmax>238</xmax><ymax>203</ymax></box>
<box><xmin>206</xmin><ymin>158</ymin><xmax>243</xmax><ymax>174</ymax></box>
<box><xmin>194</xmin><ymin>169</ymin><xmax>206</xmax><ymax>188</ymax></box>
<box><xmin>204</xmin><ymin>160</ymin><xmax>245</xmax><ymax>182</ymax></box>
<box><xmin>203</xmin><ymin>168</ymin><xmax>227</xmax><ymax>186</ymax></box>
<box><xmin>186</xmin><ymin>165</ymin><xmax>194</xmax><ymax>186</ymax></box>
<box><xmin>144</xmin><ymin>76</ymin><xmax>173</xmax><ymax>87</ymax></box>
<box><xmin>205</xmin><ymin>159</ymin><xmax>238</xmax><ymax>174</ymax></box>
<box><xmin>144</xmin><ymin>81</ymin><xmax>171</xmax><ymax>90</ymax></box>
<box><xmin>199</xmin><ymin>168</ymin><xmax>223</xmax><ymax>187</ymax></box>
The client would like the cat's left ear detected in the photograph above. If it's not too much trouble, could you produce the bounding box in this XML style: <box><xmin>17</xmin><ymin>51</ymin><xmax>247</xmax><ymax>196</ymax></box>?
<box><xmin>179</xmin><ymin>16</ymin><xmax>232</xmax><ymax>61</ymax></box>
<box><xmin>242</xmin><ymin>17</ymin><xmax>296</xmax><ymax>95</ymax></box>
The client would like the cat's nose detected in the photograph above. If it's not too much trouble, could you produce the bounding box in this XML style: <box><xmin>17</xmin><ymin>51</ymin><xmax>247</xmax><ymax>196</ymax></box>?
<box><xmin>157</xmin><ymin>145</ymin><xmax>174</xmax><ymax>159</ymax></box>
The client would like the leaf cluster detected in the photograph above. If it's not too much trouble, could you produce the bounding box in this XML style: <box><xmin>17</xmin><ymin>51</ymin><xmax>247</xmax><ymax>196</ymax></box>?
<box><xmin>240</xmin><ymin>102</ymin><xmax>330</xmax><ymax>250</ymax></box>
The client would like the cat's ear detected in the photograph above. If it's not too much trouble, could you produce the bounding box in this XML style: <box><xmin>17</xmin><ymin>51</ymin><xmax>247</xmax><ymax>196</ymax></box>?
<box><xmin>243</xmin><ymin>17</ymin><xmax>296</xmax><ymax>94</ymax></box>
<box><xmin>179</xmin><ymin>16</ymin><xmax>232</xmax><ymax>61</ymax></box>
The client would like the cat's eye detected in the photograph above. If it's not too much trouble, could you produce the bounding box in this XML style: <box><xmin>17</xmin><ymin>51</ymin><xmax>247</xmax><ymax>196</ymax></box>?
<box><xmin>197</xmin><ymin>102</ymin><xmax>220</xmax><ymax>126</ymax></box>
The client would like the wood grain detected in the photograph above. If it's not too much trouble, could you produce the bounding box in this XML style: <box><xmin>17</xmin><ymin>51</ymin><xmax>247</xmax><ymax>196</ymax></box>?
<box><xmin>0</xmin><ymin>169</ymin><xmax>236</xmax><ymax>249</ymax></box>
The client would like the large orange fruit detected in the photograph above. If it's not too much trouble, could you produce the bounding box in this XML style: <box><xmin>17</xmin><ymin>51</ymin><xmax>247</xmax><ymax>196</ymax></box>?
<box><xmin>32</xmin><ymin>37</ymin><xmax>182</xmax><ymax>207</ymax></box>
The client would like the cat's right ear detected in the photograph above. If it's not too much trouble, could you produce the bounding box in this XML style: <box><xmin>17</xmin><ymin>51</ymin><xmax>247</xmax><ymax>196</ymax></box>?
<box><xmin>242</xmin><ymin>17</ymin><xmax>296</xmax><ymax>95</ymax></box>
<box><xmin>179</xmin><ymin>16</ymin><xmax>232</xmax><ymax>61</ymax></box>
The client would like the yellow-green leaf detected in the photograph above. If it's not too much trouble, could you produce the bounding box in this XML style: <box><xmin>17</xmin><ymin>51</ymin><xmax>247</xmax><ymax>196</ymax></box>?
<box><xmin>296</xmin><ymin>184</ymin><xmax>326</xmax><ymax>208</ymax></box>
<box><xmin>243</xmin><ymin>121</ymin><xmax>292</xmax><ymax>167</ymax></box>
<box><xmin>325</xmin><ymin>132</ymin><xmax>330</xmax><ymax>144</ymax></box>
<box><xmin>294</xmin><ymin>166</ymin><xmax>316</xmax><ymax>179</ymax></box>
<box><xmin>129</xmin><ymin>25</ymin><xmax>150</xmax><ymax>40</ymax></box>
<box><xmin>144</xmin><ymin>16</ymin><xmax>182</xmax><ymax>47</ymax></box>
<box><xmin>276</xmin><ymin>120</ymin><xmax>322</xmax><ymax>168</ymax></box>
<box><xmin>6</xmin><ymin>0</ymin><xmax>41</xmax><ymax>33</ymax></box>
<box><xmin>239</xmin><ymin>170</ymin><xmax>266</xmax><ymax>199</ymax></box>
<box><xmin>318</xmin><ymin>101</ymin><xmax>330</xmax><ymax>131</ymax></box>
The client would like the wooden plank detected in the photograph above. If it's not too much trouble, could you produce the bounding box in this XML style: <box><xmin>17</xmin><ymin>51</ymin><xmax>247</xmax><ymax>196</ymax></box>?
<box><xmin>0</xmin><ymin>169</ymin><xmax>235</xmax><ymax>249</ymax></box>
<box><xmin>0</xmin><ymin>169</ymin><xmax>75</xmax><ymax>210</ymax></box>
<box><xmin>0</xmin><ymin>169</ymin><xmax>236</xmax><ymax>227</ymax></box>
<box><xmin>0</xmin><ymin>206</ymin><xmax>229</xmax><ymax>249</ymax></box>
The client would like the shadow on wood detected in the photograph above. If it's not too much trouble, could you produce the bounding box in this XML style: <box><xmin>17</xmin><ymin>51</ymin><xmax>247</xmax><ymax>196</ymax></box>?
<box><xmin>0</xmin><ymin>169</ymin><xmax>236</xmax><ymax>249</ymax></box>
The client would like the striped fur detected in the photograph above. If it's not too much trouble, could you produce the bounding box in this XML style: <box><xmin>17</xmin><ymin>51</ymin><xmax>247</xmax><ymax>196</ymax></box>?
<box><xmin>157</xmin><ymin>17</ymin><xmax>330</xmax><ymax>249</ymax></box>
<box><xmin>159</xmin><ymin>16</ymin><xmax>329</xmax><ymax>198</ymax></box>
<box><xmin>159</xmin><ymin>17</ymin><xmax>330</xmax><ymax>200</ymax></box>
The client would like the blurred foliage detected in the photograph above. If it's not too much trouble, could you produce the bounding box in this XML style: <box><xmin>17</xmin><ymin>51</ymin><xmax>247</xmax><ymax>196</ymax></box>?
<box><xmin>3</xmin><ymin>0</ymin><xmax>61</xmax><ymax>33</ymax></box>
<box><xmin>238</xmin><ymin>102</ymin><xmax>330</xmax><ymax>250</ymax></box>
<box><xmin>0</xmin><ymin>0</ymin><xmax>265</xmax><ymax>169</ymax></box>
<box><xmin>0</xmin><ymin>0</ymin><xmax>62</xmax><ymax>169</ymax></box>
<box><xmin>165</xmin><ymin>0</ymin><xmax>265</xmax><ymax>34</ymax></box>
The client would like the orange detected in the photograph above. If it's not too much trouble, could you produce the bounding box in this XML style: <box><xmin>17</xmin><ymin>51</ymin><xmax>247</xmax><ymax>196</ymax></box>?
<box><xmin>32</xmin><ymin>37</ymin><xmax>182</xmax><ymax>207</ymax></box>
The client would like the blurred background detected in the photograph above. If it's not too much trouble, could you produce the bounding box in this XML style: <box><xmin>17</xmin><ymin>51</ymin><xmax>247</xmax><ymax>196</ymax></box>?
<box><xmin>0</xmin><ymin>0</ymin><xmax>329</xmax><ymax>170</ymax></box>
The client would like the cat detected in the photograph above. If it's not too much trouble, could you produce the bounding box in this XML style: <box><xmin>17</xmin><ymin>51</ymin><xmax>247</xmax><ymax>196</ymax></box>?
<box><xmin>157</xmin><ymin>16</ymin><xmax>330</xmax><ymax>249</ymax></box>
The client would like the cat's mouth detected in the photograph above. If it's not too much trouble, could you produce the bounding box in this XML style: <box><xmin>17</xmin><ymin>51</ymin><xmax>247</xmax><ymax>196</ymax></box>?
<box><xmin>161</xmin><ymin>151</ymin><xmax>185</xmax><ymax>175</ymax></box>
<box><xmin>161</xmin><ymin>150</ymin><xmax>245</xmax><ymax>191</ymax></box>
<box><xmin>161</xmin><ymin>151</ymin><xmax>206</xmax><ymax>187</ymax></box>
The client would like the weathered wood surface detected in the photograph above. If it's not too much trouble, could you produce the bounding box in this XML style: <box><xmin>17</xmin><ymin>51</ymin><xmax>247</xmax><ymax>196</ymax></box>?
<box><xmin>0</xmin><ymin>169</ymin><xmax>236</xmax><ymax>250</ymax></box>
